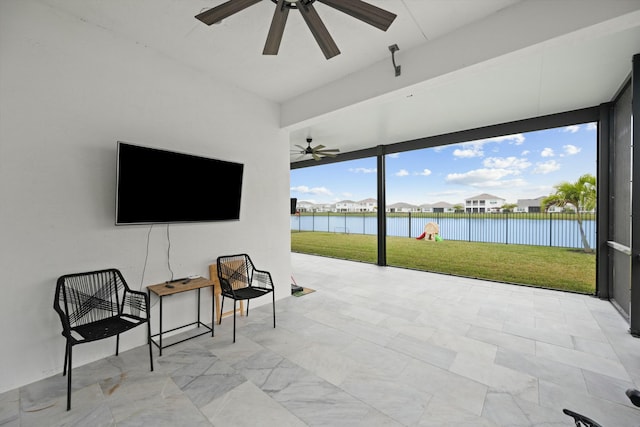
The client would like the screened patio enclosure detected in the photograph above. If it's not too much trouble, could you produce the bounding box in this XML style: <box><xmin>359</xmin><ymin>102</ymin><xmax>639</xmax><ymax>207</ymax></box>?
<box><xmin>292</xmin><ymin>53</ymin><xmax>640</xmax><ymax>336</ymax></box>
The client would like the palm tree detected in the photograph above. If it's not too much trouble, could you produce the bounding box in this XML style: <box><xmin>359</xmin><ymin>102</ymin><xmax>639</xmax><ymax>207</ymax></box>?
<box><xmin>542</xmin><ymin>174</ymin><xmax>596</xmax><ymax>253</ymax></box>
<box><xmin>501</xmin><ymin>203</ymin><xmax>518</xmax><ymax>212</ymax></box>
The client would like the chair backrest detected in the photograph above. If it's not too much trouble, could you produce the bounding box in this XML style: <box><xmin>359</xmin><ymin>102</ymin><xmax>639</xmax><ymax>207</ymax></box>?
<box><xmin>54</xmin><ymin>269</ymin><xmax>127</xmax><ymax>331</ymax></box>
<box><xmin>217</xmin><ymin>254</ymin><xmax>255</xmax><ymax>293</ymax></box>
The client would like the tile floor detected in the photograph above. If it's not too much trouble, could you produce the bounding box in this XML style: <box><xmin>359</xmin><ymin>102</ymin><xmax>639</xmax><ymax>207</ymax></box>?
<box><xmin>2</xmin><ymin>253</ymin><xmax>640</xmax><ymax>426</ymax></box>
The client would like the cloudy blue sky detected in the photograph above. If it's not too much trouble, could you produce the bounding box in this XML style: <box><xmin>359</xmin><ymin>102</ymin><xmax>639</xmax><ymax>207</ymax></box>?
<box><xmin>291</xmin><ymin>122</ymin><xmax>597</xmax><ymax>206</ymax></box>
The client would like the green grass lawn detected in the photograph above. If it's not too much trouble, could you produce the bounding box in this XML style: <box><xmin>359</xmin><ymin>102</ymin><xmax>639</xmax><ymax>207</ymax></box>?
<box><xmin>291</xmin><ymin>231</ymin><xmax>595</xmax><ymax>293</ymax></box>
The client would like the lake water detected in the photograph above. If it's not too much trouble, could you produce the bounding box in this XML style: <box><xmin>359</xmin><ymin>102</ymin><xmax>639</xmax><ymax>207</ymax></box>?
<box><xmin>291</xmin><ymin>214</ymin><xmax>596</xmax><ymax>249</ymax></box>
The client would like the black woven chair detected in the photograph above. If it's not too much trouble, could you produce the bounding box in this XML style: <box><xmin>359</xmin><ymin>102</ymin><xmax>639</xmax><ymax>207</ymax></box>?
<box><xmin>53</xmin><ymin>268</ymin><xmax>153</xmax><ymax>410</ymax></box>
<box><xmin>216</xmin><ymin>254</ymin><xmax>275</xmax><ymax>342</ymax></box>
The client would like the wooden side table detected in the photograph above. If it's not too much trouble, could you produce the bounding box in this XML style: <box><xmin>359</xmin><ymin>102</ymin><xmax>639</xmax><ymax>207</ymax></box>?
<box><xmin>147</xmin><ymin>276</ymin><xmax>215</xmax><ymax>355</ymax></box>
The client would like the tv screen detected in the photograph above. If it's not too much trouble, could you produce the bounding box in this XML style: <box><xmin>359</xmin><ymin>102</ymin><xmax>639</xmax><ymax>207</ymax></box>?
<box><xmin>116</xmin><ymin>142</ymin><xmax>243</xmax><ymax>225</ymax></box>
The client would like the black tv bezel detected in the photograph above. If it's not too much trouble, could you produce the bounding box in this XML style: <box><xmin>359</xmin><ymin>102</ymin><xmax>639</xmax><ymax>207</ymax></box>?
<box><xmin>115</xmin><ymin>142</ymin><xmax>244</xmax><ymax>225</ymax></box>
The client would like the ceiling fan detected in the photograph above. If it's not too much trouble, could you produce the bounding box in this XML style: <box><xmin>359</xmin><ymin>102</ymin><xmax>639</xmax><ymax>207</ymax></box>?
<box><xmin>293</xmin><ymin>138</ymin><xmax>340</xmax><ymax>160</ymax></box>
<box><xmin>195</xmin><ymin>0</ymin><xmax>397</xmax><ymax>59</ymax></box>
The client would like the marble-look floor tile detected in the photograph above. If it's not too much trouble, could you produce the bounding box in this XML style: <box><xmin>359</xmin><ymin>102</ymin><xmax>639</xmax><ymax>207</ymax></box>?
<box><xmin>449</xmin><ymin>353</ymin><xmax>539</xmax><ymax>404</ymax></box>
<box><xmin>582</xmin><ymin>369</ymin><xmax>638</xmax><ymax>406</ymax></box>
<box><xmin>572</xmin><ymin>335</ymin><xmax>619</xmax><ymax>360</ymax></box>
<box><xmin>177</xmin><ymin>357</ymin><xmax>247</xmax><ymax>409</ymax></box>
<box><xmin>201</xmin><ymin>380</ymin><xmax>306</xmax><ymax>427</ymax></box>
<box><xmin>418</xmin><ymin>395</ymin><xmax>498</xmax><ymax>426</ymax></box>
<box><xmin>8</xmin><ymin>254</ymin><xmax>640</xmax><ymax>426</ymax></box>
<box><xmin>340</xmin><ymin>370</ymin><xmax>432</xmax><ymax>425</ymax></box>
<box><xmin>539</xmin><ymin>379</ymin><xmax>640</xmax><ymax>427</ymax></box>
<box><xmin>386</xmin><ymin>333</ymin><xmax>457</xmax><ymax>370</ymax></box>
<box><xmin>428</xmin><ymin>329</ymin><xmax>498</xmax><ymax>363</ymax></box>
<box><xmin>481</xmin><ymin>391</ymin><xmax>567</xmax><ymax>426</ymax></box>
<box><xmin>20</xmin><ymin>383</ymin><xmax>112</xmax><ymax>427</ymax></box>
<box><xmin>269</xmin><ymin>370</ymin><xmax>401</xmax><ymax>426</ymax></box>
<box><xmin>399</xmin><ymin>359</ymin><xmax>488</xmax><ymax>416</ymax></box>
<box><xmin>286</xmin><ymin>342</ymin><xmax>360</xmax><ymax>386</ymax></box>
<box><xmin>502</xmin><ymin>320</ymin><xmax>574</xmax><ymax>348</ymax></box>
<box><xmin>467</xmin><ymin>325</ymin><xmax>536</xmax><ymax>355</ymax></box>
<box><xmin>535</xmin><ymin>341</ymin><xmax>630</xmax><ymax>381</ymax></box>
<box><xmin>0</xmin><ymin>389</ymin><xmax>19</xmax><ymax>426</ymax></box>
<box><xmin>494</xmin><ymin>348</ymin><xmax>587</xmax><ymax>392</ymax></box>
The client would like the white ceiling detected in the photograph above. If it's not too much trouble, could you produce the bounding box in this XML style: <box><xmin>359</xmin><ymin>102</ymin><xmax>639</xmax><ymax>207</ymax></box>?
<box><xmin>41</xmin><ymin>0</ymin><xmax>640</xmax><ymax>162</ymax></box>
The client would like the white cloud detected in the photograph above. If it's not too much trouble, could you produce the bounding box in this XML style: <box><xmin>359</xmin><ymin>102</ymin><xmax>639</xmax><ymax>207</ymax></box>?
<box><xmin>453</xmin><ymin>147</ymin><xmax>484</xmax><ymax>158</ymax></box>
<box><xmin>533</xmin><ymin>160</ymin><xmax>560</xmax><ymax>174</ymax></box>
<box><xmin>483</xmin><ymin>156</ymin><xmax>531</xmax><ymax>170</ymax></box>
<box><xmin>290</xmin><ymin>185</ymin><xmax>333</xmax><ymax>196</ymax></box>
<box><xmin>492</xmin><ymin>134</ymin><xmax>526</xmax><ymax>145</ymax></box>
<box><xmin>586</xmin><ymin>122</ymin><xmax>597</xmax><ymax>131</ymax></box>
<box><xmin>541</xmin><ymin>148</ymin><xmax>554</xmax><ymax>157</ymax></box>
<box><xmin>445</xmin><ymin>168</ymin><xmax>519</xmax><ymax>186</ymax></box>
<box><xmin>395</xmin><ymin>169</ymin><xmax>409</xmax><ymax>177</ymax></box>
<box><xmin>521</xmin><ymin>150</ymin><xmax>530</xmax><ymax>155</ymax></box>
<box><xmin>386</xmin><ymin>153</ymin><xmax>400</xmax><ymax>159</ymax></box>
<box><xmin>349</xmin><ymin>167</ymin><xmax>377</xmax><ymax>174</ymax></box>
<box><xmin>452</xmin><ymin>140</ymin><xmax>486</xmax><ymax>158</ymax></box>
<box><xmin>563</xmin><ymin>144</ymin><xmax>581</xmax><ymax>155</ymax></box>
<box><xmin>473</xmin><ymin>134</ymin><xmax>526</xmax><ymax>145</ymax></box>
<box><xmin>452</xmin><ymin>133</ymin><xmax>526</xmax><ymax>159</ymax></box>
<box><xmin>342</xmin><ymin>192</ymin><xmax>353</xmax><ymax>198</ymax></box>
<box><xmin>414</xmin><ymin>168</ymin><xmax>432</xmax><ymax>176</ymax></box>
<box><xmin>562</xmin><ymin>125</ymin><xmax>580</xmax><ymax>133</ymax></box>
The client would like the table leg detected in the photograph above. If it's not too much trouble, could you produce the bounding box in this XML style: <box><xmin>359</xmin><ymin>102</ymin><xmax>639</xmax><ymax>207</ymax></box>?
<box><xmin>215</xmin><ymin>293</ymin><xmax>221</xmax><ymax>324</ymax></box>
<box><xmin>197</xmin><ymin>288</ymin><xmax>201</xmax><ymax>328</ymax></box>
<box><xmin>211</xmin><ymin>286</ymin><xmax>216</xmax><ymax>337</ymax></box>
<box><xmin>159</xmin><ymin>295</ymin><xmax>163</xmax><ymax>356</ymax></box>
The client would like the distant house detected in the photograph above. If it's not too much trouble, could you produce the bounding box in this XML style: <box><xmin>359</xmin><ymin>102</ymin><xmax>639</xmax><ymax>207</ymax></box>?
<box><xmin>516</xmin><ymin>196</ymin><xmax>566</xmax><ymax>213</ymax></box>
<box><xmin>386</xmin><ymin>202</ymin><xmax>419</xmax><ymax>213</ymax></box>
<box><xmin>335</xmin><ymin>200</ymin><xmax>361</xmax><ymax>212</ymax></box>
<box><xmin>465</xmin><ymin>193</ymin><xmax>505</xmax><ymax>213</ymax></box>
<box><xmin>516</xmin><ymin>197</ymin><xmax>544</xmax><ymax>213</ymax></box>
<box><xmin>419</xmin><ymin>201</ymin><xmax>456</xmax><ymax>213</ymax></box>
<box><xmin>316</xmin><ymin>203</ymin><xmax>335</xmax><ymax>212</ymax></box>
<box><xmin>295</xmin><ymin>200</ymin><xmax>316</xmax><ymax>212</ymax></box>
<box><xmin>296</xmin><ymin>201</ymin><xmax>335</xmax><ymax>212</ymax></box>
<box><xmin>358</xmin><ymin>198</ymin><xmax>377</xmax><ymax>212</ymax></box>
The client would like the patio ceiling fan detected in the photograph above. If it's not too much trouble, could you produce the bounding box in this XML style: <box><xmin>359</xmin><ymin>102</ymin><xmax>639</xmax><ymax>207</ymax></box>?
<box><xmin>292</xmin><ymin>138</ymin><xmax>340</xmax><ymax>161</ymax></box>
<box><xmin>195</xmin><ymin>0</ymin><xmax>397</xmax><ymax>59</ymax></box>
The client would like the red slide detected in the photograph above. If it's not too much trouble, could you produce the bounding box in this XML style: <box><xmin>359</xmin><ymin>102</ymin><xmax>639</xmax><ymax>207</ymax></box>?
<box><xmin>416</xmin><ymin>232</ymin><xmax>426</xmax><ymax>240</ymax></box>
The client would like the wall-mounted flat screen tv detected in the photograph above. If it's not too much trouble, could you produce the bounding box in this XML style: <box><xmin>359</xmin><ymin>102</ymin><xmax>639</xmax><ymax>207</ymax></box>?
<box><xmin>116</xmin><ymin>142</ymin><xmax>243</xmax><ymax>225</ymax></box>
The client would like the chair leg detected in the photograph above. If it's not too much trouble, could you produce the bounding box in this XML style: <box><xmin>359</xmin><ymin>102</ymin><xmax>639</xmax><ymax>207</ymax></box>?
<box><xmin>246</xmin><ymin>299</ymin><xmax>250</xmax><ymax>316</ymax></box>
<box><xmin>272</xmin><ymin>291</ymin><xmax>276</xmax><ymax>328</ymax></box>
<box><xmin>116</xmin><ymin>334</ymin><xmax>120</xmax><ymax>356</ymax></box>
<box><xmin>219</xmin><ymin>296</ymin><xmax>225</xmax><ymax>325</ymax></box>
<box><xmin>233</xmin><ymin>300</ymin><xmax>237</xmax><ymax>343</ymax></box>
<box><xmin>66</xmin><ymin>344</ymin><xmax>72</xmax><ymax>411</ymax></box>
<box><xmin>147</xmin><ymin>320</ymin><xmax>154</xmax><ymax>372</ymax></box>
<box><xmin>63</xmin><ymin>340</ymin><xmax>69</xmax><ymax>376</ymax></box>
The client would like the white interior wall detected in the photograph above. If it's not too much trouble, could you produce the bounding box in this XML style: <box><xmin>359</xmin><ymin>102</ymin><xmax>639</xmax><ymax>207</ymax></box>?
<box><xmin>0</xmin><ymin>0</ymin><xmax>291</xmax><ymax>393</ymax></box>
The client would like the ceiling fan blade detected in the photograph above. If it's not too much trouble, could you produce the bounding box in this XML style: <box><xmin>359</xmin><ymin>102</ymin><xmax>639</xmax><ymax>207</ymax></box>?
<box><xmin>318</xmin><ymin>0</ymin><xmax>397</xmax><ymax>31</ymax></box>
<box><xmin>316</xmin><ymin>149</ymin><xmax>340</xmax><ymax>153</ymax></box>
<box><xmin>312</xmin><ymin>144</ymin><xmax>326</xmax><ymax>151</ymax></box>
<box><xmin>294</xmin><ymin>145</ymin><xmax>307</xmax><ymax>151</ymax></box>
<box><xmin>195</xmin><ymin>0</ymin><xmax>261</xmax><ymax>25</ymax></box>
<box><xmin>263</xmin><ymin>0</ymin><xmax>289</xmax><ymax>55</ymax></box>
<box><xmin>312</xmin><ymin>152</ymin><xmax>322</xmax><ymax>161</ymax></box>
<box><xmin>297</xmin><ymin>1</ymin><xmax>340</xmax><ymax>59</ymax></box>
<box><xmin>319</xmin><ymin>152</ymin><xmax>338</xmax><ymax>158</ymax></box>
